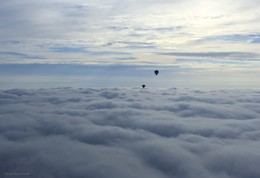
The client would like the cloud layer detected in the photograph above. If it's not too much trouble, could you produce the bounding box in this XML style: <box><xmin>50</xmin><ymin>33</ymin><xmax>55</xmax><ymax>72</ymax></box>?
<box><xmin>1</xmin><ymin>88</ymin><xmax>260</xmax><ymax>178</ymax></box>
<box><xmin>0</xmin><ymin>0</ymin><xmax>259</xmax><ymax>64</ymax></box>
<box><xmin>0</xmin><ymin>0</ymin><xmax>259</xmax><ymax>89</ymax></box>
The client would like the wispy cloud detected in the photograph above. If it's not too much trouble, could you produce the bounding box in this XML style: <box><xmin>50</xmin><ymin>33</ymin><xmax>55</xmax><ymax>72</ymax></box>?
<box><xmin>50</xmin><ymin>46</ymin><xmax>131</xmax><ymax>56</ymax></box>
<box><xmin>50</xmin><ymin>47</ymin><xmax>88</xmax><ymax>53</ymax></box>
<box><xmin>196</xmin><ymin>33</ymin><xmax>260</xmax><ymax>44</ymax></box>
<box><xmin>0</xmin><ymin>0</ymin><xmax>259</xmax><ymax>88</ymax></box>
<box><xmin>0</xmin><ymin>51</ymin><xmax>45</xmax><ymax>59</ymax></box>
<box><xmin>157</xmin><ymin>51</ymin><xmax>260</xmax><ymax>60</ymax></box>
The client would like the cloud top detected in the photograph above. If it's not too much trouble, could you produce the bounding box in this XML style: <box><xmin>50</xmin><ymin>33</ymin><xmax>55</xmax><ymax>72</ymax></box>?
<box><xmin>1</xmin><ymin>87</ymin><xmax>260</xmax><ymax>178</ymax></box>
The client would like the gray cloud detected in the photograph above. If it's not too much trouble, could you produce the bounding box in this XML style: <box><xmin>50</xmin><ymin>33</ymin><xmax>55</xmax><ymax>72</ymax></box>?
<box><xmin>157</xmin><ymin>51</ymin><xmax>259</xmax><ymax>59</ymax></box>
<box><xmin>156</xmin><ymin>52</ymin><xmax>259</xmax><ymax>62</ymax></box>
<box><xmin>0</xmin><ymin>0</ymin><xmax>259</xmax><ymax>66</ymax></box>
<box><xmin>1</xmin><ymin>88</ymin><xmax>260</xmax><ymax>178</ymax></box>
<box><xmin>104</xmin><ymin>41</ymin><xmax>157</xmax><ymax>49</ymax></box>
<box><xmin>0</xmin><ymin>51</ymin><xmax>45</xmax><ymax>59</ymax></box>
<box><xmin>195</xmin><ymin>33</ymin><xmax>260</xmax><ymax>44</ymax></box>
<box><xmin>49</xmin><ymin>47</ymin><xmax>131</xmax><ymax>56</ymax></box>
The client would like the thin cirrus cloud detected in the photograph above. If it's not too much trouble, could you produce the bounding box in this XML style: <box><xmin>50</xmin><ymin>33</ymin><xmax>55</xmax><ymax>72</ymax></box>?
<box><xmin>1</xmin><ymin>88</ymin><xmax>260</xmax><ymax>178</ymax></box>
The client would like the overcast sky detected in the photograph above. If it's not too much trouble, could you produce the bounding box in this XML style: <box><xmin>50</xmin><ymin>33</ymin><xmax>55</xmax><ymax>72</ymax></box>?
<box><xmin>0</xmin><ymin>0</ymin><xmax>260</xmax><ymax>88</ymax></box>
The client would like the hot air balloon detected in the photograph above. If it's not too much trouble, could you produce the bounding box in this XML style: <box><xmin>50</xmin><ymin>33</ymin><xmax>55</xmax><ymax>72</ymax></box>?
<box><xmin>154</xmin><ymin>70</ymin><xmax>159</xmax><ymax>75</ymax></box>
<box><xmin>142</xmin><ymin>84</ymin><xmax>146</xmax><ymax>88</ymax></box>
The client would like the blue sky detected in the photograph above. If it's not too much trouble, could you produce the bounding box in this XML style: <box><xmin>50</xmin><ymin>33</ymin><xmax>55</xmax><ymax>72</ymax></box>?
<box><xmin>0</xmin><ymin>0</ymin><xmax>260</xmax><ymax>89</ymax></box>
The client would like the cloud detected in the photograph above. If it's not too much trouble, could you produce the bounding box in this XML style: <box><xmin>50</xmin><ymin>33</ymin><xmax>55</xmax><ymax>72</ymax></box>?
<box><xmin>103</xmin><ymin>41</ymin><xmax>157</xmax><ymax>49</ymax></box>
<box><xmin>114</xmin><ymin>57</ymin><xmax>137</xmax><ymax>61</ymax></box>
<box><xmin>50</xmin><ymin>47</ymin><xmax>88</xmax><ymax>53</ymax></box>
<box><xmin>157</xmin><ymin>51</ymin><xmax>259</xmax><ymax>60</ymax></box>
<box><xmin>1</xmin><ymin>0</ymin><xmax>259</xmax><ymax>65</ymax></box>
<box><xmin>50</xmin><ymin>46</ymin><xmax>131</xmax><ymax>56</ymax></box>
<box><xmin>1</xmin><ymin>87</ymin><xmax>260</xmax><ymax>178</ymax></box>
<box><xmin>0</xmin><ymin>51</ymin><xmax>45</xmax><ymax>60</ymax></box>
<box><xmin>196</xmin><ymin>33</ymin><xmax>260</xmax><ymax>44</ymax></box>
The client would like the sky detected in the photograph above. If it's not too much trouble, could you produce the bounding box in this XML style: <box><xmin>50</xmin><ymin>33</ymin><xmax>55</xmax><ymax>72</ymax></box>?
<box><xmin>0</xmin><ymin>0</ymin><xmax>260</xmax><ymax>88</ymax></box>
<box><xmin>1</xmin><ymin>87</ymin><xmax>260</xmax><ymax>178</ymax></box>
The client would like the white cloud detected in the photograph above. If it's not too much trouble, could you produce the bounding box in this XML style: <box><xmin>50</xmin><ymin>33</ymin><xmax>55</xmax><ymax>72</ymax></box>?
<box><xmin>0</xmin><ymin>0</ymin><xmax>259</xmax><ymax>65</ymax></box>
<box><xmin>0</xmin><ymin>0</ymin><xmax>259</xmax><ymax>93</ymax></box>
<box><xmin>1</xmin><ymin>88</ymin><xmax>260</xmax><ymax>178</ymax></box>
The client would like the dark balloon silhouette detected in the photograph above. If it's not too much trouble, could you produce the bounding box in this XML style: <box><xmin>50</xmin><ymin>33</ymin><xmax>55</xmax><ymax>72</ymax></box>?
<box><xmin>142</xmin><ymin>84</ymin><xmax>146</xmax><ymax>88</ymax></box>
<box><xmin>154</xmin><ymin>70</ymin><xmax>159</xmax><ymax>75</ymax></box>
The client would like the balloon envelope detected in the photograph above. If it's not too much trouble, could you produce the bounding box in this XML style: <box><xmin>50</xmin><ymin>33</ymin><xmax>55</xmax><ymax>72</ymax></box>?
<box><xmin>154</xmin><ymin>70</ymin><xmax>159</xmax><ymax>75</ymax></box>
<box><xmin>142</xmin><ymin>84</ymin><xmax>145</xmax><ymax>88</ymax></box>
